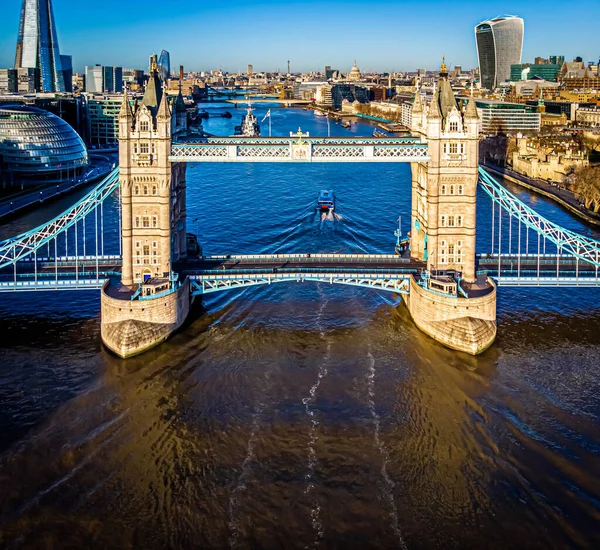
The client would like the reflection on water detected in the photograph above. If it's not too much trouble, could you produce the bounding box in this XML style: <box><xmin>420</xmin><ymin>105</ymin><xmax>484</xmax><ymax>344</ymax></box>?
<box><xmin>0</xmin><ymin>106</ymin><xmax>599</xmax><ymax>549</ymax></box>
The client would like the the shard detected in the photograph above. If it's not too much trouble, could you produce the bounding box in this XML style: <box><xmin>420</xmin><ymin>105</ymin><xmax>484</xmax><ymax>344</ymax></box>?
<box><xmin>15</xmin><ymin>0</ymin><xmax>66</xmax><ymax>92</ymax></box>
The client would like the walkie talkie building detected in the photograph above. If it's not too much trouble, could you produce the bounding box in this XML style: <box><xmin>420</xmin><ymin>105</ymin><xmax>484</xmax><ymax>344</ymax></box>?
<box><xmin>14</xmin><ymin>0</ymin><xmax>66</xmax><ymax>92</ymax></box>
<box><xmin>475</xmin><ymin>15</ymin><xmax>524</xmax><ymax>91</ymax></box>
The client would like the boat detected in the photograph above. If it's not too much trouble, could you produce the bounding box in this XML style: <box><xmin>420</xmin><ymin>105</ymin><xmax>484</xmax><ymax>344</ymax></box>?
<box><xmin>198</xmin><ymin>109</ymin><xmax>209</xmax><ymax>119</ymax></box>
<box><xmin>233</xmin><ymin>103</ymin><xmax>260</xmax><ymax>137</ymax></box>
<box><xmin>316</xmin><ymin>190</ymin><xmax>335</xmax><ymax>212</ymax></box>
<box><xmin>314</xmin><ymin>109</ymin><xmax>326</xmax><ymax>117</ymax></box>
<box><xmin>341</xmin><ymin>120</ymin><xmax>351</xmax><ymax>129</ymax></box>
<box><xmin>221</xmin><ymin>111</ymin><xmax>233</xmax><ymax>118</ymax></box>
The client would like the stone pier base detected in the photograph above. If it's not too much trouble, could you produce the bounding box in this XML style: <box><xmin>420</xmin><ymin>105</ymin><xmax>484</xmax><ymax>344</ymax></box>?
<box><xmin>101</xmin><ymin>278</ymin><xmax>191</xmax><ymax>358</ymax></box>
<box><xmin>404</xmin><ymin>276</ymin><xmax>497</xmax><ymax>355</ymax></box>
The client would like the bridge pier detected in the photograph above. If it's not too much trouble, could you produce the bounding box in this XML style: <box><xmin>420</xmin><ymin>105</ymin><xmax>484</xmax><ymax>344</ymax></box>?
<box><xmin>404</xmin><ymin>276</ymin><xmax>497</xmax><ymax>355</ymax></box>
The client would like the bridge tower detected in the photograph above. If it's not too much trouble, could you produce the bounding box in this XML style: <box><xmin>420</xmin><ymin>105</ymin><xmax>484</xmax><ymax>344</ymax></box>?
<box><xmin>101</xmin><ymin>58</ymin><xmax>191</xmax><ymax>358</ymax></box>
<box><xmin>406</xmin><ymin>59</ymin><xmax>497</xmax><ymax>355</ymax></box>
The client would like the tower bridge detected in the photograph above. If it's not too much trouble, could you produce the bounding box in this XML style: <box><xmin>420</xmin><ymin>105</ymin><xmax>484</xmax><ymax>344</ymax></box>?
<box><xmin>1</xmin><ymin>60</ymin><xmax>600</xmax><ymax>358</ymax></box>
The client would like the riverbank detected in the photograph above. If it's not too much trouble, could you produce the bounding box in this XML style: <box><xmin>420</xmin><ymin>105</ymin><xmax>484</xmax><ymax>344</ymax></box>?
<box><xmin>0</xmin><ymin>154</ymin><xmax>116</xmax><ymax>220</ymax></box>
<box><xmin>482</xmin><ymin>163</ymin><xmax>600</xmax><ymax>228</ymax></box>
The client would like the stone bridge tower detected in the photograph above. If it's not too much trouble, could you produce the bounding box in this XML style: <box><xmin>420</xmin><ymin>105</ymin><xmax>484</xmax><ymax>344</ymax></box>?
<box><xmin>405</xmin><ymin>59</ymin><xmax>497</xmax><ymax>355</ymax></box>
<box><xmin>101</xmin><ymin>58</ymin><xmax>191</xmax><ymax>359</ymax></box>
<box><xmin>117</xmin><ymin>57</ymin><xmax>187</xmax><ymax>287</ymax></box>
<box><xmin>410</xmin><ymin>58</ymin><xmax>479</xmax><ymax>282</ymax></box>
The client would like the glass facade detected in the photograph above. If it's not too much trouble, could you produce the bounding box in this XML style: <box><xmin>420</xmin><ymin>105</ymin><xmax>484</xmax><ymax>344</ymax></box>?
<box><xmin>0</xmin><ymin>105</ymin><xmax>88</xmax><ymax>183</ymax></box>
<box><xmin>476</xmin><ymin>100</ymin><xmax>540</xmax><ymax>133</ymax></box>
<box><xmin>510</xmin><ymin>64</ymin><xmax>560</xmax><ymax>82</ymax></box>
<box><xmin>475</xmin><ymin>16</ymin><xmax>524</xmax><ymax>90</ymax></box>
<box><xmin>14</xmin><ymin>0</ymin><xmax>66</xmax><ymax>93</ymax></box>
<box><xmin>157</xmin><ymin>50</ymin><xmax>171</xmax><ymax>82</ymax></box>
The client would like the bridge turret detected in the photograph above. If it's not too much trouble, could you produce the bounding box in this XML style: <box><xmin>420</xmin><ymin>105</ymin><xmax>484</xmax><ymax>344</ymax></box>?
<box><xmin>405</xmin><ymin>57</ymin><xmax>496</xmax><ymax>355</ymax></box>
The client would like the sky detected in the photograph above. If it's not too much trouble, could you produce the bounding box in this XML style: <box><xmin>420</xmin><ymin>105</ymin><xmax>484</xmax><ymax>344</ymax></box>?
<box><xmin>0</xmin><ymin>0</ymin><xmax>598</xmax><ymax>74</ymax></box>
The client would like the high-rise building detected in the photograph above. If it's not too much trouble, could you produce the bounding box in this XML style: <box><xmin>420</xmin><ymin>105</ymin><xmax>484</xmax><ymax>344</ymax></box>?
<box><xmin>157</xmin><ymin>50</ymin><xmax>170</xmax><ymax>82</ymax></box>
<box><xmin>247</xmin><ymin>64</ymin><xmax>253</xmax><ymax>76</ymax></box>
<box><xmin>85</xmin><ymin>65</ymin><xmax>123</xmax><ymax>94</ymax></box>
<box><xmin>14</xmin><ymin>0</ymin><xmax>67</xmax><ymax>92</ymax></box>
<box><xmin>475</xmin><ymin>15</ymin><xmax>524</xmax><ymax>90</ymax></box>
<box><xmin>549</xmin><ymin>55</ymin><xmax>565</xmax><ymax>68</ymax></box>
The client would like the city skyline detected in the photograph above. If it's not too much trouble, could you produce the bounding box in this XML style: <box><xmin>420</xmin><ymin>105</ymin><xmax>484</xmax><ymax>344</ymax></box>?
<box><xmin>0</xmin><ymin>0</ymin><xmax>598</xmax><ymax>74</ymax></box>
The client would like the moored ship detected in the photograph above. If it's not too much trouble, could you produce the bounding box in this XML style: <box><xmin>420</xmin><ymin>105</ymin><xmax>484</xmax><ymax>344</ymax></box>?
<box><xmin>234</xmin><ymin>104</ymin><xmax>260</xmax><ymax>136</ymax></box>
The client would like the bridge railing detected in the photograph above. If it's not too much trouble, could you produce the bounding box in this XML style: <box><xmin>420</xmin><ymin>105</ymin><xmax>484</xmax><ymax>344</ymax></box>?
<box><xmin>478</xmin><ymin>167</ymin><xmax>600</xmax><ymax>269</ymax></box>
<box><xmin>0</xmin><ymin>168</ymin><xmax>121</xmax><ymax>270</ymax></box>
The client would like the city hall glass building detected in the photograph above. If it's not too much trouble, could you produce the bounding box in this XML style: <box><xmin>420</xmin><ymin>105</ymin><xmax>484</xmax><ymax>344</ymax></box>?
<box><xmin>14</xmin><ymin>0</ymin><xmax>66</xmax><ymax>92</ymax></box>
<box><xmin>475</xmin><ymin>16</ymin><xmax>524</xmax><ymax>90</ymax></box>
<box><xmin>0</xmin><ymin>106</ymin><xmax>88</xmax><ymax>186</ymax></box>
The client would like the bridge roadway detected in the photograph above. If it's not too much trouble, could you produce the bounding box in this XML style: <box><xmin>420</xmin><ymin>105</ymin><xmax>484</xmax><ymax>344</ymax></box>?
<box><xmin>1</xmin><ymin>253</ymin><xmax>599</xmax><ymax>292</ymax></box>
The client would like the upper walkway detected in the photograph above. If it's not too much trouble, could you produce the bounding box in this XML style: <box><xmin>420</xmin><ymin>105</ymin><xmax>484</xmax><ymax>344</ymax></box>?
<box><xmin>170</xmin><ymin>135</ymin><xmax>429</xmax><ymax>162</ymax></box>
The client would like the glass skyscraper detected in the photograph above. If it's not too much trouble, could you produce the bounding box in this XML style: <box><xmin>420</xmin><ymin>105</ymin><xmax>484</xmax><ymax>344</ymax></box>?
<box><xmin>157</xmin><ymin>50</ymin><xmax>171</xmax><ymax>82</ymax></box>
<box><xmin>14</xmin><ymin>0</ymin><xmax>66</xmax><ymax>92</ymax></box>
<box><xmin>475</xmin><ymin>15</ymin><xmax>524</xmax><ymax>90</ymax></box>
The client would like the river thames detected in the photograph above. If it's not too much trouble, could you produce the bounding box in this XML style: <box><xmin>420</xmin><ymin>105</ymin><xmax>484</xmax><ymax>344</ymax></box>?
<box><xmin>0</xmin><ymin>105</ymin><xmax>599</xmax><ymax>549</ymax></box>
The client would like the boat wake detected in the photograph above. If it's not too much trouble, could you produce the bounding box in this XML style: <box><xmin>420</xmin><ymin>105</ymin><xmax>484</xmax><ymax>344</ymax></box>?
<box><xmin>228</xmin><ymin>371</ymin><xmax>273</xmax><ymax>549</ymax></box>
<box><xmin>301</xmin><ymin>296</ymin><xmax>330</xmax><ymax>547</ymax></box>
<box><xmin>366</xmin><ymin>349</ymin><xmax>407</xmax><ymax>550</ymax></box>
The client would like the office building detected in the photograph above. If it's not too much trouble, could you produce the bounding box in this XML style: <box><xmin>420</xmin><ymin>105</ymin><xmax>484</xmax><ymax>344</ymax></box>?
<box><xmin>157</xmin><ymin>50</ymin><xmax>170</xmax><ymax>82</ymax></box>
<box><xmin>0</xmin><ymin>70</ymin><xmax>17</xmax><ymax>93</ymax></box>
<box><xmin>549</xmin><ymin>55</ymin><xmax>565</xmax><ymax>68</ymax></box>
<box><xmin>247</xmin><ymin>64</ymin><xmax>253</xmax><ymax>76</ymax></box>
<box><xmin>85</xmin><ymin>95</ymin><xmax>126</xmax><ymax>146</ymax></box>
<box><xmin>475</xmin><ymin>15</ymin><xmax>524</xmax><ymax>90</ymax></box>
<box><xmin>14</xmin><ymin>0</ymin><xmax>67</xmax><ymax>92</ymax></box>
<box><xmin>476</xmin><ymin>99</ymin><xmax>540</xmax><ymax>133</ymax></box>
<box><xmin>510</xmin><ymin>63</ymin><xmax>560</xmax><ymax>82</ymax></box>
<box><xmin>85</xmin><ymin>65</ymin><xmax>123</xmax><ymax>94</ymax></box>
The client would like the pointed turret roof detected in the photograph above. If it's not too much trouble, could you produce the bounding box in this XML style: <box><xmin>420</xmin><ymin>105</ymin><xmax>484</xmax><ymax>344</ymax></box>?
<box><xmin>412</xmin><ymin>86</ymin><xmax>423</xmax><ymax>113</ymax></box>
<box><xmin>464</xmin><ymin>89</ymin><xmax>478</xmax><ymax>120</ymax></box>
<box><xmin>142</xmin><ymin>54</ymin><xmax>163</xmax><ymax>118</ymax></box>
<box><xmin>157</xmin><ymin>86</ymin><xmax>171</xmax><ymax>121</ymax></box>
<box><xmin>428</xmin><ymin>89</ymin><xmax>442</xmax><ymax>119</ymax></box>
<box><xmin>175</xmin><ymin>81</ymin><xmax>186</xmax><ymax>113</ymax></box>
<box><xmin>119</xmin><ymin>88</ymin><xmax>133</xmax><ymax>120</ymax></box>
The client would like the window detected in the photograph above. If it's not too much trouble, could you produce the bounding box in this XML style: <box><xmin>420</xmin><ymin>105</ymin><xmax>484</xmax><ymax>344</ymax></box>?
<box><xmin>152</xmin><ymin>185</ymin><xmax>157</xmax><ymax>195</ymax></box>
<box><xmin>140</xmin><ymin>143</ymin><xmax>149</xmax><ymax>154</ymax></box>
<box><xmin>135</xmin><ymin>216</ymin><xmax>140</xmax><ymax>228</ymax></box>
<box><xmin>151</xmin><ymin>143</ymin><xmax>156</xmax><ymax>154</ymax></box>
<box><xmin>449</xmin><ymin>143</ymin><xmax>458</xmax><ymax>154</ymax></box>
<box><xmin>460</xmin><ymin>143</ymin><xmax>465</xmax><ymax>154</ymax></box>
<box><xmin>448</xmin><ymin>216</ymin><xmax>455</xmax><ymax>227</ymax></box>
<box><xmin>450</xmin><ymin>185</ymin><xmax>455</xmax><ymax>195</ymax></box>
<box><xmin>142</xmin><ymin>216</ymin><xmax>150</xmax><ymax>228</ymax></box>
<box><xmin>152</xmin><ymin>241</ymin><xmax>157</xmax><ymax>248</ymax></box>
<box><xmin>136</xmin><ymin>241</ymin><xmax>140</xmax><ymax>248</ymax></box>
<box><xmin>143</xmin><ymin>185</ymin><xmax>148</xmax><ymax>195</ymax></box>
<box><xmin>443</xmin><ymin>144</ymin><xmax>447</xmax><ymax>154</ymax></box>
<box><xmin>133</xmin><ymin>144</ymin><xmax>138</xmax><ymax>154</ymax></box>
<box><xmin>441</xmin><ymin>215</ymin><xmax>446</xmax><ymax>226</ymax></box>
<box><xmin>457</xmin><ymin>215</ymin><xmax>463</xmax><ymax>227</ymax></box>
<box><xmin>450</xmin><ymin>121</ymin><xmax>458</xmax><ymax>132</ymax></box>
<box><xmin>152</xmin><ymin>216</ymin><xmax>158</xmax><ymax>228</ymax></box>
<box><xmin>134</xmin><ymin>185</ymin><xmax>140</xmax><ymax>195</ymax></box>
<box><xmin>143</xmin><ymin>245</ymin><xmax>150</xmax><ymax>256</ymax></box>
<box><xmin>140</xmin><ymin>121</ymin><xmax>149</xmax><ymax>132</ymax></box>
<box><xmin>458</xmin><ymin>185</ymin><xmax>464</xmax><ymax>195</ymax></box>
<box><xmin>441</xmin><ymin>185</ymin><xmax>446</xmax><ymax>195</ymax></box>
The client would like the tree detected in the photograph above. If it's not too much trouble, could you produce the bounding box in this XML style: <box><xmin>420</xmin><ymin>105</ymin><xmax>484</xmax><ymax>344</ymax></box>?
<box><xmin>572</xmin><ymin>166</ymin><xmax>600</xmax><ymax>212</ymax></box>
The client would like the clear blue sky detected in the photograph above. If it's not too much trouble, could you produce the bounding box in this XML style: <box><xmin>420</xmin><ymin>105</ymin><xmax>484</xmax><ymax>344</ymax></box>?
<box><xmin>0</xmin><ymin>0</ymin><xmax>597</xmax><ymax>74</ymax></box>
